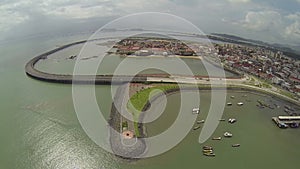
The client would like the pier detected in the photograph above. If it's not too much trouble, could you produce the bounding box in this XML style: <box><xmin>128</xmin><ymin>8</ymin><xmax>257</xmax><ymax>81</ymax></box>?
<box><xmin>272</xmin><ymin>116</ymin><xmax>300</xmax><ymax>128</ymax></box>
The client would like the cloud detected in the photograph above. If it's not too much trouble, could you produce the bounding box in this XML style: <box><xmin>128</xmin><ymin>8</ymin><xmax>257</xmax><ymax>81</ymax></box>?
<box><xmin>227</xmin><ymin>0</ymin><xmax>251</xmax><ymax>3</ymax></box>
<box><xmin>0</xmin><ymin>0</ymin><xmax>300</xmax><ymax>45</ymax></box>
<box><xmin>0</xmin><ymin>1</ymin><xmax>31</xmax><ymax>32</ymax></box>
<box><xmin>242</xmin><ymin>11</ymin><xmax>282</xmax><ymax>31</ymax></box>
<box><xmin>284</xmin><ymin>12</ymin><xmax>300</xmax><ymax>41</ymax></box>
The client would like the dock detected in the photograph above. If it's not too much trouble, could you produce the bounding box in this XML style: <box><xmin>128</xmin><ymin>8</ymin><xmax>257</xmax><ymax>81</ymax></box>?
<box><xmin>272</xmin><ymin>116</ymin><xmax>300</xmax><ymax>128</ymax></box>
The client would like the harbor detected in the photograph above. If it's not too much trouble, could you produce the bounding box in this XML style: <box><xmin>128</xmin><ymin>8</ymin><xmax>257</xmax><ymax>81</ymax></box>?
<box><xmin>2</xmin><ymin>33</ymin><xmax>300</xmax><ymax>169</ymax></box>
<box><xmin>272</xmin><ymin>116</ymin><xmax>300</xmax><ymax>128</ymax></box>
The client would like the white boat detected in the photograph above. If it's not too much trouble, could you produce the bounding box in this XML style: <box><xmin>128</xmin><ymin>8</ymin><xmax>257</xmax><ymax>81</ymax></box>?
<box><xmin>212</xmin><ymin>137</ymin><xmax>222</xmax><ymax>140</ymax></box>
<box><xmin>192</xmin><ymin>107</ymin><xmax>200</xmax><ymax>114</ymax></box>
<box><xmin>197</xmin><ymin>120</ymin><xmax>205</xmax><ymax>124</ymax></box>
<box><xmin>227</xmin><ymin>102</ymin><xmax>233</xmax><ymax>106</ymax></box>
<box><xmin>237</xmin><ymin>102</ymin><xmax>244</xmax><ymax>106</ymax></box>
<box><xmin>228</xmin><ymin>118</ymin><xmax>237</xmax><ymax>124</ymax></box>
<box><xmin>224</xmin><ymin>132</ymin><xmax>233</xmax><ymax>137</ymax></box>
<box><xmin>192</xmin><ymin>108</ymin><xmax>200</xmax><ymax>112</ymax></box>
<box><xmin>232</xmin><ymin>144</ymin><xmax>240</xmax><ymax>147</ymax></box>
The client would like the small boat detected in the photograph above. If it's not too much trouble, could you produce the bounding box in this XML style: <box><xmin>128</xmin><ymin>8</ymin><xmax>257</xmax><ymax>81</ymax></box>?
<box><xmin>203</xmin><ymin>146</ymin><xmax>213</xmax><ymax>150</ymax></box>
<box><xmin>237</xmin><ymin>102</ymin><xmax>244</xmax><ymax>106</ymax></box>
<box><xmin>192</xmin><ymin>107</ymin><xmax>200</xmax><ymax>112</ymax></box>
<box><xmin>197</xmin><ymin>120</ymin><xmax>205</xmax><ymax>124</ymax></box>
<box><xmin>290</xmin><ymin>123</ymin><xmax>299</xmax><ymax>128</ymax></box>
<box><xmin>230</xmin><ymin>96</ymin><xmax>235</xmax><ymax>99</ymax></box>
<box><xmin>203</xmin><ymin>149</ymin><xmax>213</xmax><ymax>153</ymax></box>
<box><xmin>203</xmin><ymin>152</ymin><xmax>216</xmax><ymax>157</ymax></box>
<box><xmin>232</xmin><ymin>144</ymin><xmax>240</xmax><ymax>147</ymax></box>
<box><xmin>224</xmin><ymin>132</ymin><xmax>233</xmax><ymax>137</ymax></box>
<box><xmin>192</xmin><ymin>107</ymin><xmax>200</xmax><ymax>114</ymax></box>
<box><xmin>212</xmin><ymin>137</ymin><xmax>222</xmax><ymax>140</ymax></box>
<box><xmin>228</xmin><ymin>118</ymin><xmax>237</xmax><ymax>124</ymax></box>
<box><xmin>193</xmin><ymin>126</ymin><xmax>201</xmax><ymax>130</ymax></box>
<box><xmin>227</xmin><ymin>102</ymin><xmax>232</xmax><ymax>106</ymax></box>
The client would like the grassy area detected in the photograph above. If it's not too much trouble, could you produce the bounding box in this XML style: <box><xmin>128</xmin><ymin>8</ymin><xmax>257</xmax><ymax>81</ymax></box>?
<box><xmin>279</xmin><ymin>89</ymin><xmax>295</xmax><ymax>99</ymax></box>
<box><xmin>128</xmin><ymin>84</ymin><xmax>179</xmax><ymax>113</ymax></box>
<box><xmin>127</xmin><ymin>84</ymin><xmax>179</xmax><ymax>137</ymax></box>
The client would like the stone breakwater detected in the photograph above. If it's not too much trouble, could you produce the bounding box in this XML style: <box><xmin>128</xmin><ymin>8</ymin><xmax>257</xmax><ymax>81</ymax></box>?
<box><xmin>25</xmin><ymin>39</ymin><xmax>242</xmax><ymax>85</ymax></box>
<box><xmin>24</xmin><ymin>39</ymin><xmax>149</xmax><ymax>84</ymax></box>
<box><xmin>109</xmin><ymin>84</ymin><xmax>146</xmax><ymax>159</ymax></box>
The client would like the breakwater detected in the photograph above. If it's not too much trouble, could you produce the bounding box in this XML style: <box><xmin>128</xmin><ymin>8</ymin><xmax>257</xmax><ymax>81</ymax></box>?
<box><xmin>25</xmin><ymin>39</ymin><xmax>242</xmax><ymax>84</ymax></box>
<box><xmin>109</xmin><ymin>84</ymin><xmax>146</xmax><ymax>159</ymax></box>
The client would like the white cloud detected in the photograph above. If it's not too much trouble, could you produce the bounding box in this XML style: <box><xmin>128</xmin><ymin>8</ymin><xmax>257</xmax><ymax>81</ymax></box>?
<box><xmin>46</xmin><ymin>4</ymin><xmax>113</xmax><ymax>19</ymax></box>
<box><xmin>0</xmin><ymin>0</ymin><xmax>300</xmax><ymax>45</ymax></box>
<box><xmin>242</xmin><ymin>11</ymin><xmax>282</xmax><ymax>31</ymax></box>
<box><xmin>285</xmin><ymin>21</ymin><xmax>300</xmax><ymax>36</ymax></box>
<box><xmin>0</xmin><ymin>1</ymin><xmax>30</xmax><ymax>32</ymax></box>
<box><xmin>228</xmin><ymin>0</ymin><xmax>251</xmax><ymax>3</ymax></box>
<box><xmin>284</xmin><ymin>12</ymin><xmax>300</xmax><ymax>40</ymax></box>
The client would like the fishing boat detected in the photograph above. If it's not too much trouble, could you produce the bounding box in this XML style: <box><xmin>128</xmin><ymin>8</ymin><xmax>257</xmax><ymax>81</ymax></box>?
<box><xmin>227</xmin><ymin>102</ymin><xmax>232</xmax><ymax>106</ymax></box>
<box><xmin>193</xmin><ymin>126</ymin><xmax>201</xmax><ymax>130</ymax></box>
<box><xmin>228</xmin><ymin>118</ymin><xmax>237</xmax><ymax>124</ymax></box>
<box><xmin>224</xmin><ymin>132</ymin><xmax>233</xmax><ymax>137</ymax></box>
<box><xmin>232</xmin><ymin>144</ymin><xmax>240</xmax><ymax>147</ymax></box>
<box><xmin>203</xmin><ymin>152</ymin><xmax>216</xmax><ymax>157</ymax></box>
<box><xmin>202</xmin><ymin>149</ymin><xmax>213</xmax><ymax>153</ymax></box>
<box><xmin>197</xmin><ymin>120</ymin><xmax>205</xmax><ymax>124</ymax></box>
<box><xmin>212</xmin><ymin>137</ymin><xmax>222</xmax><ymax>140</ymax></box>
<box><xmin>237</xmin><ymin>102</ymin><xmax>244</xmax><ymax>106</ymax></box>
<box><xmin>192</xmin><ymin>108</ymin><xmax>200</xmax><ymax>114</ymax></box>
<box><xmin>203</xmin><ymin>146</ymin><xmax>213</xmax><ymax>150</ymax></box>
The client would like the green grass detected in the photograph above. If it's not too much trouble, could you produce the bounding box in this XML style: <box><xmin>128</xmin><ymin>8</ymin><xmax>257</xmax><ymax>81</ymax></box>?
<box><xmin>128</xmin><ymin>84</ymin><xmax>179</xmax><ymax>113</ymax></box>
<box><xmin>279</xmin><ymin>89</ymin><xmax>295</xmax><ymax>99</ymax></box>
<box><xmin>127</xmin><ymin>84</ymin><xmax>179</xmax><ymax>137</ymax></box>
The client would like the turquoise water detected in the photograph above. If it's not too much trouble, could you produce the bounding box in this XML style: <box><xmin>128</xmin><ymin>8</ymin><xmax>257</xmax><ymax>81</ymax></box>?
<box><xmin>0</xmin><ymin>34</ymin><xmax>299</xmax><ymax>169</ymax></box>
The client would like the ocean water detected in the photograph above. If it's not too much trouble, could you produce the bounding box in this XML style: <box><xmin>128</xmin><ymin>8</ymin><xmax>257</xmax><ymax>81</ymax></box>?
<box><xmin>0</xmin><ymin>34</ymin><xmax>299</xmax><ymax>169</ymax></box>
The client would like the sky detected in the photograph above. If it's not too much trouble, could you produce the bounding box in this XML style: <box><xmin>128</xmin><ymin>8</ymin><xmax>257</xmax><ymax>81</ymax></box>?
<box><xmin>0</xmin><ymin>0</ymin><xmax>300</xmax><ymax>46</ymax></box>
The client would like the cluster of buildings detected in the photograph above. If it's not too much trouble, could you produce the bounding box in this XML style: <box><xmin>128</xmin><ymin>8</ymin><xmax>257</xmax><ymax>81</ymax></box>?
<box><xmin>216</xmin><ymin>44</ymin><xmax>300</xmax><ymax>95</ymax></box>
<box><xmin>114</xmin><ymin>38</ymin><xmax>195</xmax><ymax>56</ymax></box>
<box><xmin>113</xmin><ymin>37</ymin><xmax>299</xmax><ymax>98</ymax></box>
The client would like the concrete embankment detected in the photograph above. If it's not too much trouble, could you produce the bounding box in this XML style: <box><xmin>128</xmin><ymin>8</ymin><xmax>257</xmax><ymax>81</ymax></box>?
<box><xmin>109</xmin><ymin>84</ymin><xmax>146</xmax><ymax>159</ymax></box>
<box><xmin>25</xmin><ymin>39</ymin><xmax>242</xmax><ymax>84</ymax></box>
<box><xmin>24</xmin><ymin>40</ymin><xmax>148</xmax><ymax>84</ymax></box>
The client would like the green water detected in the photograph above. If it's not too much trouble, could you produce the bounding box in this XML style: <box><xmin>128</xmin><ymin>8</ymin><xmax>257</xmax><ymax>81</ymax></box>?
<box><xmin>0</xmin><ymin>35</ymin><xmax>299</xmax><ymax>169</ymax></box>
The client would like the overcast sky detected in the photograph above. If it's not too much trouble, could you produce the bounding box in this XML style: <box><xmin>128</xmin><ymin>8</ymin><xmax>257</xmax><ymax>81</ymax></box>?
<box><xmin>1</xmin><ymin>0</ymin><xmax>300</xmax><ymax>45</ymax></box>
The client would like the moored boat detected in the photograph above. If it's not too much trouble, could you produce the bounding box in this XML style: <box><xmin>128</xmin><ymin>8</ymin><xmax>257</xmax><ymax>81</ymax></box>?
<box><xmin>203</xmin><ymin>146</ymin><xmax>213</xmax><ymax>150</ymax></box>
<box><xmin>192</xmin><ymin>107</ymin><xmax>200</xmax><ymax>114</ymax></box>
<box><xmin>232</xmin><ymin>144</ymin><xmax>240</xmax><ymax>147</ymax></box>
<box><xmin>224</xmin><ymin>132</ymin><xmax>233</xmax><ymax>137</ymax></box>
<box><xmin>202</xmin><ymin>149</ymin><xmax>213</xmax><ymax>153</ymax></box>
<box><xmin>212</xmin><ymin>137</ymin><xmax>222</xmax><ymax>140</ymax></box>
<box><xmin>203</xmin><ymin>152</ymin><xmax>216</xmax><ymax>157</ymax></box>
<box><xmin>228</xmin><ymin>118</ymin><xmax>237</xmax><ymax>124</ymax></box>
<box><xmin>237</xmin><ymin>102</ymin><xmax>244</xmax><ymax>106</ymax></box>
<box><xmin>197</xmin><ymin>120</ymin><xmax>205</xmax><ymax>124</ymax></box>
<box><xmin>193</xmin><ymin>126</ymin><xmax>201</xmax><ymax>130</ymax></box>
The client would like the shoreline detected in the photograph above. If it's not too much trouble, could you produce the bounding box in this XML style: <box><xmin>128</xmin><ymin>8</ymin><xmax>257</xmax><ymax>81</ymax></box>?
<box><xmin>25</xmin><ymin>39</ymin><xmax>242</xmax><ymax>85</ymax></box>
<box><xmin>116</xmin><ymin>84</ymin><xmax>299</xmax><ymax>159</ymax></box>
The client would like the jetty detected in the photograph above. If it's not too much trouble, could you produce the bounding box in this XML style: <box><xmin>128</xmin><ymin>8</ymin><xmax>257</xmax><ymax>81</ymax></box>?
<box><xmin>272</xmin><ymin>116</ymin><xmax>300</xmax><ymax>128</ymax></box>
